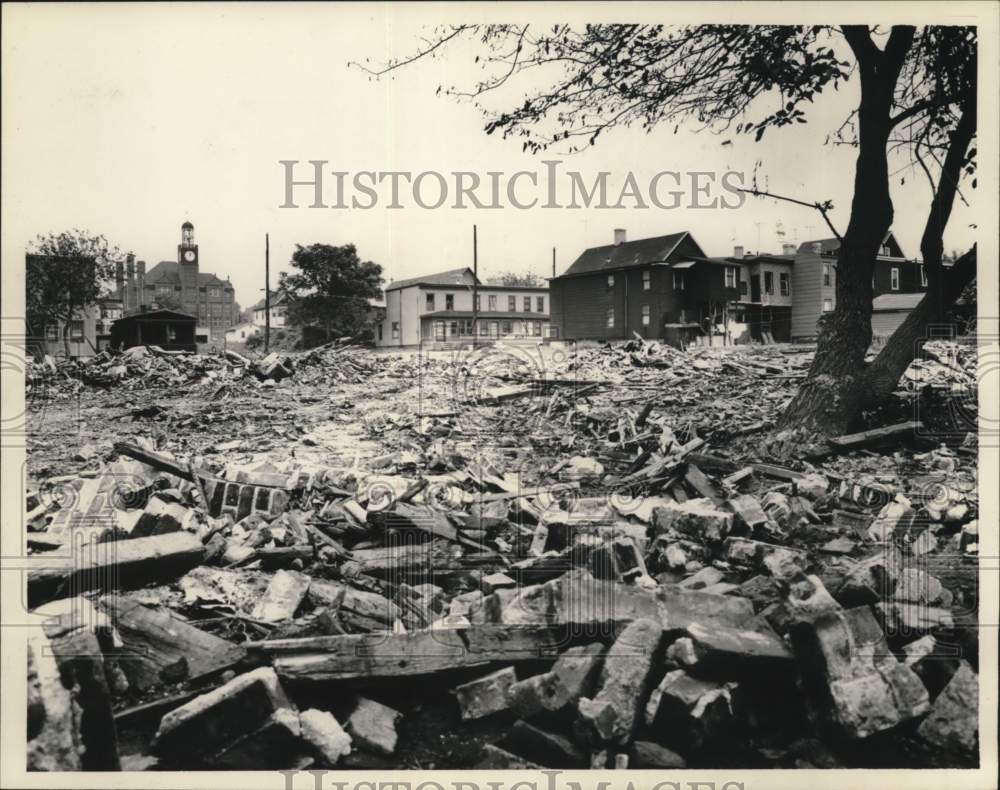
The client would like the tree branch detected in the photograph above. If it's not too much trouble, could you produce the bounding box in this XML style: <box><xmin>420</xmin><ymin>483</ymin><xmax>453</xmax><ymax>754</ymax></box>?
<box><xmin>736</xmin><ymin>187</ymin><xmax>843</xmax><ymax>242</ymax></box>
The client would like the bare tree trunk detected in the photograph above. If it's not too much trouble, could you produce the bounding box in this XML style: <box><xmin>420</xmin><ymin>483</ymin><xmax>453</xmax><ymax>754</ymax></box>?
<box><xmin>778</xmin><ymin>26</ymin><xmax>914</xmax><ymax>436</ymax></box>
<box><xmin>861</xmin><ymin>247</ymin><xmax>976</xmax><ymax>406</ymax></box>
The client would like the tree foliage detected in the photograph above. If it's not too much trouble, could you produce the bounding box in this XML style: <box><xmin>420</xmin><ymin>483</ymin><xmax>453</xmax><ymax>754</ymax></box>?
<box><xmin>364</xmin><ymin>24</ymin><xmax>977</xmax><ymax>439</ymax></box>
<box><xmin>486</xmin><ymin>271</ymin><xmax>545</xmax><ymax>287</ymax></box>
<box><xmin>278</xmin><ymin>243</ymin><xmax>384</xmax><ymax>344</ymax></box>
<box><xmin>26</xmin><ymin>229</ymin><xmax>128</xmax><ymax>354</ymax></box>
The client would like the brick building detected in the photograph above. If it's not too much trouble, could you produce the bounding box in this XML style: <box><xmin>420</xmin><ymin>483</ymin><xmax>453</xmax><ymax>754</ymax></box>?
<box><xmin>116</xmin><ymin>222</ymin><xmax>240</xmax><ymax>343</ymax></box>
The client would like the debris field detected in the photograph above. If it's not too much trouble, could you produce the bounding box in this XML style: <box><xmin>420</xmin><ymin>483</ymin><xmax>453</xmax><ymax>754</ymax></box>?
<box><xmin>24</xmin><ymin>337</ymin><xmax>980</xmax><ymax>771</ymax></box>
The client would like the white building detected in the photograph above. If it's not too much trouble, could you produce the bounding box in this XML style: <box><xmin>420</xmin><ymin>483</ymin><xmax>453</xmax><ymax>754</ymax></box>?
<box><xmin>377</xmin><ymin>267</ymin><xmax>551</xmax><ymax>347</ymax></box>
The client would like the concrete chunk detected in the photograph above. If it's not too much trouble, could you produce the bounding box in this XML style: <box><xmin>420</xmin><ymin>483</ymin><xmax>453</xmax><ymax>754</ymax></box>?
<box><xmin>790</xmin><ymin>606</ymin><xmax>930</xmax><ymax>739</ymax></box>
<box><xmin>916</xmin><ymin>661</ymin><xmax>978</xmax><ymax>753</ymax></box>
<box><xmin>252</xmin><ymin>570</ymin><xmax>311</xmax><ymax>622</ymax></box>
<box><xmin>153</xmin><ymin>667</ymin><xmax>293</xmax><ymax>760</ymax></box>
<box><xmin>575</xmin><ymin>618</ymin><xmax>664</xmax><ymax>745</ymax></box>
<box><xmin>454</xmin><ymin>666</ymin><xmax>517</xmax><ymax>720</ymax></box>
<box><xmin>508</xmin><ymin>643</ymin><xmax>604</xmax><ymax>719</ymax></box>
<box><xmin>345</xmin><ymin>697</ymin><xmax>401</xmax><ymax>755</ymax></box>
<box><xmin>299</xmin><ymin>708</ymin><xmax>352</xmax><ymax>765</ymax></box>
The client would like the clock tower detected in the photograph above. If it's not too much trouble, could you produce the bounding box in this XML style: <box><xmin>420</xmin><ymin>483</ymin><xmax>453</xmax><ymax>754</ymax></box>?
<box><xmin>177</xmin><ymin>221</ymin><xmax>199</xmax><ymax>313</ymax></box>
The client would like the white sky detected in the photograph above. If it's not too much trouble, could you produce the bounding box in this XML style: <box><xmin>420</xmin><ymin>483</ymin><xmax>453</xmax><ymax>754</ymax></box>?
<box><xmin>1</xmin><ymin>4</ymin><xmax>979</xmax><ymax>311</ymax></box>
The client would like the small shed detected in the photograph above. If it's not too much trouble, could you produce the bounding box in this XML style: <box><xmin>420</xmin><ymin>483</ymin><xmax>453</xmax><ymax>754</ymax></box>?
<box><xmin>110</xmin><ymin>309</ymin><xmax>197</xmax><ymax>352</ymax></box>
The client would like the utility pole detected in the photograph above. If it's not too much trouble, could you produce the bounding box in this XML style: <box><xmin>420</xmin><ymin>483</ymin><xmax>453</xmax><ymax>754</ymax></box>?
<box><xmin>264</xmin><ymin>233</ymin><xmax>270</xmax><ymax>353</ymax></box>
<box><xmin>472</xmin><ymin>224</ymin><xmax>478</xmax><ymax>347</ymax></box>
<box><xmin>552</xmin><ymin>246</ymin><xmax>556</xmax><ymax>278</ymax></box>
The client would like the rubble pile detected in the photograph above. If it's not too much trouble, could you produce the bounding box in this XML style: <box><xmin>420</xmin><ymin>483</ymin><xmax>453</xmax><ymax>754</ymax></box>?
<box><xmin>23</xmin><ymin>338</ymin><xmax>980</xmax><ymax>771</ymax></box>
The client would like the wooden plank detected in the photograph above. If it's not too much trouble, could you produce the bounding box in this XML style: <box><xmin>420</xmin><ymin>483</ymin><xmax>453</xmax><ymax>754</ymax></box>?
<box><xmin>683</xmin><ymin>464</ymin><xmax>723</xmax><ymax>506</ymax></box>
<box><xmin>99</xmin><ymin>595</ymin><xmax>246</xmax><ymax>690</ymax></box>
<box><xmin>752</xmin><ymin>463</ymin><xmax>804</xmax><ymax>481</ymax></box>
<box><xmin>828</xmin><ymin>420</ymin><xmax>924</xmax><ymax>449</ymax></box>
<box><xmin>252</xmin><ymin>625</ymin><xmax>564</xmax><ymax>681</ymax></box>
<box><xmin>28</xmin><ymin>532</ymin><xmax>205</xmax><ymax>608</ymax></box>
<box><xmin>685</xmin><ymin>452</ymin><xmax>739</xmax><ymax>475</ymax></box>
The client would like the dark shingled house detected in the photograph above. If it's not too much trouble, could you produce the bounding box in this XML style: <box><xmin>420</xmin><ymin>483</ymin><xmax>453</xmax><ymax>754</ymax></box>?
<box><xmin>549</xmin><ymin>229</ymin><xmax>743</xmax><ymax>344</ymax></box>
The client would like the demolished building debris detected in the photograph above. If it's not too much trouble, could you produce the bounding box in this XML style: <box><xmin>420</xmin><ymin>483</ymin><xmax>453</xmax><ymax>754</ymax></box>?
<box><xmin>23</xmin><ymin>336</ymin><xmax>980</xmax><ymax>770</ymax></box>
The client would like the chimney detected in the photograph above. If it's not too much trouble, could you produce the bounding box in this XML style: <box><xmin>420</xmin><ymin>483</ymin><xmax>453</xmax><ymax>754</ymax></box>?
<box><xmin>783</xmin><ymin>243</ymin><xmax>797</xmax><ymax>256</ymax></box>
<box><xmin>734</xmin><ymin>245</ymin><xmax>744</xmax><ymax>259</ymax></box>
<box><xmin>613</xmin><ymin>228</ymin><xmax>626</xmax><ymax>246</ymax></box>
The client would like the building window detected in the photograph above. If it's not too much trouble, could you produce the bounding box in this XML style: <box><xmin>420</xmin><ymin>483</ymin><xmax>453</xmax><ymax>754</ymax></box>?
<box><xmin>377</xmin><ymin>323</ymin><xmax>383</xmax><ymax>341</ymax></box>
<box><xmin>508</xmin><ymin>295</ymin><xmax>516</xmax><ymax>311</ymax></box>
<box><xmin>533</xmin><ymin>321</ymin><xmax>542</xmax><ymax>336</ymax></box>
<box><xmin>536</xmin><ymin>296</ymin><xmax>544</xmax><ymax>312</ymax></box>
<box><xmin>641</xmin><ymin>304</ymin><xmax>650</xmax><ymax>326</ymax></box>
<box><xmin>449</xmin><ymin>321</ymin><xmax>458</xmax><ymax>336</ymax></box>
<box><xmin>445</xmin><ymin>293</ymin><xmax>454</xmax><ymax>310</ymax></box>
<box><xmin>606</xmin><ymin>307</ymin><xmax>615</xmax><ymax>328</ymax></box>
<box><xmin>607</xmin><ymin>274</ymin><xmax>615</xmax><ymax>289</ymax></box>
<box><xmin>68</xmin><ymin>320</ymin><xmax>84</xmax><ymax>340</ymax></box>
<box><xmin>880</xmin><ymin>245</ymin><xmax>890</xmax><ymax>256</ymax></box>
<box><xmin>673</xmin><ymin>272</ymin><xmax>684</xmax><ymax>291</ymax></box>
<box><xmin>891</xmin><ymin>267</ymin><xmax>900</xmax><ymax>290</ymax></box>
<box><xmin>501</xmin><ymin>320</ymin><xmax>512</xmax><ymax>335</ymax></box>
<box><xmin>475</xmin><ymin>295</ymin><xmax>481</xmax><ymax>311</ymax></box>
<box><xmin>823</xmin><ymin>264</ymin><xmax>832</xmax><ymax>286</ymax></box>
<box><xmin>725</xmin><ymin>267</ymin><xmax>737</xmax><ymax>288</ymax></box>
<box><xmin>764</xmin><ymin>271</ymin><xmax>774</xmax><ymax>294</ymax></box>
<box><xmin>426</xmin><ymin>293</ymin><xmax>435</xmax><ymax>311</ymax></box>
<box><xmin>45</xmin><ymin>323</ymin><xmax>59</xmax><ymax>340</ymax></box>
<box><xmin>479</xmin><ymin>321</ymin><xmax>489</xmax><ymax>336</ymax></box>
<box><xmin>643</xmin><ymin>271</ymin><xmax>651</xmax><ymax>290</ymax></box>
<box><xmin>488</xmin><ymin>295</ymin><xmax>497</xmax><ymax>310</ymax></box>
<box><xmin>156</xmin><ymin>285</ymin><xmax>173</xmax><ymax>294</ymax></box>
<box><xmin>434</xmin><ymin>321</ymin><xmax>445</xmax><ymax>340</ymax></box>
<box><xmin>523</xmin><ymin>296</ymin><xmax>531</xmax><ymax>312</ymax></box>
<box><xmin>739</xmin><ymin>280</ymin><xmax>748</xmax><ymax>297</ymax></box>
<box><xmin>780</xmin><ymin>272</ymin><xmax>790</xmax><ymax>296</ymax></box>
<box><xmin>822</xmin><ymin>299</ymin><xmax>833</xmax><ymax>312</ymax></box>
<box><xmin>391</xmin><ymin>321</ymin><xmax>400</xmax><ymax>339</ymax></box>
<box><xmin>920</xmin><ymin>266</ymin><xmax>927</xmax><ymax>287</ymax></box>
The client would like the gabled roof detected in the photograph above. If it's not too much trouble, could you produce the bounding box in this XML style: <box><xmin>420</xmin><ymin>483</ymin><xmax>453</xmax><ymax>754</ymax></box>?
<box><xmin>251</xmin><ymin>291</ymin><xmax>290</xmax><ymax>311</ymax></box>
<box><xmin>558</xmin><ymin>232</ymin><xmax>699</xmax><ymax>278</ymax></box>
<box><xmin>798</xmin><ymin>231</ymin><xmax>906</xmax><ymax>259</ymax></box>
<box><xmin>385</xmin><ymin>267</ymin><xmax>477</xmax><ymax>292</ymax></box>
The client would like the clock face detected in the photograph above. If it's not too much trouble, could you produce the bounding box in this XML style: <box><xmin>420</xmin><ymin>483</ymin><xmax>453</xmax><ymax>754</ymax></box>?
<box><xmin>184</xmin><ymin>250</ymin><xmax>196</xmax><ymax>262</ymax></box>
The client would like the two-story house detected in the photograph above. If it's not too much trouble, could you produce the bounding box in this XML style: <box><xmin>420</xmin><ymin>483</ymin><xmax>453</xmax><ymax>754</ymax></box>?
<box><xmin>791</xmin><ymin>231</ymin><xmax>926</xmax><ymax>340</ymax></box>
<box><xmin>732</xmin><ymin>245</ymin><xmax>796</xmax><ymax>341</ymax></box>
<box><xmin>549</xmin><ymin>230</ymin><xmax>743</xmax><ymax>345</ymax></box>
<box><xmin>377</xmin><ymin>267</ymin><xmax>551</xmax><ymax>347</ymax></box>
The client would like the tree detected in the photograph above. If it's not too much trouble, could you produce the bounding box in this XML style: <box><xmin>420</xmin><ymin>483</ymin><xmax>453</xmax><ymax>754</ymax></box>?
<box><xmin>360</xmin><ymin>24</ymin><xmax>977</xmax><ymax>439</ymax></box>
<box><xmin>278</xmin><ymin>243</ymin><xmax>384</xmax><ymax>346</ymax></box>
<box><xmin>27</xmin><ymin>230</ymin><xmax>127</xmax><ymax>357</ymax></box>
<box><xmin>486</xmin><ymin>271</ymin><xmax>546</xmax><ymax>287</ymax></box>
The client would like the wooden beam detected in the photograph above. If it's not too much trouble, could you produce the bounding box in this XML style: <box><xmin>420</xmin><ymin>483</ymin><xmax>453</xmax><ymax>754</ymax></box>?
<box><xmin>250</xmin><ymin>625</ymin><xmax>564</xmax><ymax>681</ymax></box>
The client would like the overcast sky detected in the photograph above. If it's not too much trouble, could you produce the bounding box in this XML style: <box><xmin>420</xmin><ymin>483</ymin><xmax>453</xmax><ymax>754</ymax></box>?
<box><xmin>2</xmin><ymin>5</ymin><xmax>979</xmax><ymax>311</ymax></box>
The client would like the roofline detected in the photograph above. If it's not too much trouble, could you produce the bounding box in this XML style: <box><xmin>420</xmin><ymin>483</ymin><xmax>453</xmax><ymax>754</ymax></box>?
<box><xmin>551</xmin><ymin>262</ymin><xmax>673</xmax><ymax>281</ymax></box>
